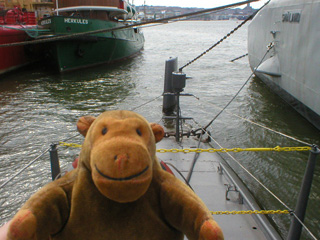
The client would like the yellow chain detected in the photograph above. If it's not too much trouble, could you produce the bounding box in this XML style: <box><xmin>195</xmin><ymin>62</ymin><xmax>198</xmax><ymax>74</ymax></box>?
<box><xmin>210</xmin><ymin>210</ymin><xmax>290</xmax><ymax>215</ymax></box>
<box><xmin>58</xmin><ymin>142</ymin><xmax>293</xmax><ymax>216</ymax></box>
<box><xmin>59</xmin><ymin>142</ymin><xmax>311</xmax><ymax>153</ymax></box>
<box><xmin>59</xmin><ymin>142</ymin><xmax>82</xmax><ymax>148</ymax></box>
<box><xmin>157</xmin><ymin>146</ymin><xmax>311</xmax><ymax>153</ymax></box>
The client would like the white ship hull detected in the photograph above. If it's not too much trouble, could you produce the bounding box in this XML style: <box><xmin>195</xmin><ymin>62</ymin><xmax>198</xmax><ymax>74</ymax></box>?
<box><xmin>248</xmin><ymin>0</ymin><xmax>320</xmax><ymax>130</ymax></box>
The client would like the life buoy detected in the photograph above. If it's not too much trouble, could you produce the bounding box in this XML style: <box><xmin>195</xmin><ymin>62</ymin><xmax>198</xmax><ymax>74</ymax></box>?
<box><xmin>72</xmin><ymin>157</ymin><xmax>79</xmax><ymax>168</ymax></box>
<box><xmin>160</xmin><ymin>161</ymin><xmax>174</xmax><ymax>175</ymax></box>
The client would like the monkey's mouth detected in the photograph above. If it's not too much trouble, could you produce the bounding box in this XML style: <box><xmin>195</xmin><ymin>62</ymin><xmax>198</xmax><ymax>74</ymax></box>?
<box><xmin>95</xmin><ymin>165</ymin><xmax>149</xmax><ymax>181</ymax></box>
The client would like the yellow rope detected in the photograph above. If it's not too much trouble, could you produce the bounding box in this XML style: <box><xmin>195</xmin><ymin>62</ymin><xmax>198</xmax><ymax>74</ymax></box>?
<box><xmin>210</xmin><ymin>210</ymin><xmax>290</xmax><ymax>215</ymax></box>
<box><xmin>59</xmin><ymin>142</ymin><xmax>311</xmax><ymax>153</ymax></box>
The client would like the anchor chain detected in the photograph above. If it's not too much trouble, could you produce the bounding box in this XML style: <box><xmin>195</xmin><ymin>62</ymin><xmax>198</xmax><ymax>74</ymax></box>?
<box><xmin>230</xmin><ymin>53</ymin><xmax>248</xmax><ymax>62</ymax></box>
<box><xmin>179</xmin><ymin>0</ymin><xmax>271</xmax><ymax>72</ymax></box>
<box><xmin>179</xmin><ymin>17</ymin><xmax>252</xmax><ymax>72</ymax></box>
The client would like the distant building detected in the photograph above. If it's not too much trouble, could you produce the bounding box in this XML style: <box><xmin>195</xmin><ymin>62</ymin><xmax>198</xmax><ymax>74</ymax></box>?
<box><xmin>136</xmin><ymin>5</ymin><xmax>257</xmax><ymax>21</ymax></box>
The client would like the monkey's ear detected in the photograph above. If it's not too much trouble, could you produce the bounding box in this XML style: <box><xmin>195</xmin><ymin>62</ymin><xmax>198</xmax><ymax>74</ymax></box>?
<box><xmin>77</xmin><ymin>116</ymin><xmax>96</xmax><ymax>137</ymax></box>
<box><xmin>150</xmin><ymin>123</ymin><xmax>165</xmax><ymax>143</ymax></box>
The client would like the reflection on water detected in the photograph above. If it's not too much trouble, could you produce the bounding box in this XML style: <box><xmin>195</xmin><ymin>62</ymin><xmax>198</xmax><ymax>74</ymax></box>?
<box><xmin>0</xmin><ymin>21</ymin><xmax>319</xmax><ymax>239</ymax></box>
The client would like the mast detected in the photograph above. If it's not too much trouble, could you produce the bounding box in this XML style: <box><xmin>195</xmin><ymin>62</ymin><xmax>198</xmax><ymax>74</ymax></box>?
<box><xmin>56</xmin><ymin>0</ymin><xmax>59</xmax><ymax>16</ymax></box>
<box><xmin>143</xmin><ymin>0</ymin><xmax>146</xmax><ymax>21</ymax></box>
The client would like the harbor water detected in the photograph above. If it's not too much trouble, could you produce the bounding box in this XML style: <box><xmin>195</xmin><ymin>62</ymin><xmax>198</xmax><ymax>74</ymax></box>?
<box><xmin>0</xmin><ymin>21</ymin><xmax>319</xmax><ymax>239</ymax></box>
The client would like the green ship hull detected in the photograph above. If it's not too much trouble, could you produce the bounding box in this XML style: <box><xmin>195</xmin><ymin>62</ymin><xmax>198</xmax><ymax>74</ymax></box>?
<box><xmin>39</xmin><ymin>16</ymin><xmax>145</xmax><ymax>72</ymax></box>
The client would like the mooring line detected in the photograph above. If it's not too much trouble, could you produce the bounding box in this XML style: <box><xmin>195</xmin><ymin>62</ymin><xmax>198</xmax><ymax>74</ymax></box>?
<box><xmin>192</xmin><ymin>119</ymin><xmax>293</xmax><ymax>211</ymax></box>
<box><xmin>0</xmin><ymin>147</ymin><xmax>50</xmax><ymax>189</ymax></box>
<box><xmin>196</xmin><ymin>98</ymin><xmax>313</xmax><ymax>146</ymax></box>
<box><xmin>290</xmin><ymin>212</ymin><xmax>318</xmax><ymax>240</ymax></box>
<box><xmin>129</xmin><ymin>95</ymin><xmax>162</xmax><ymax>111</ymax></box>
<box><xmin>199</xmin><ymin>44</ymin><xmax>273</xmax><ymax>132</ymax></box>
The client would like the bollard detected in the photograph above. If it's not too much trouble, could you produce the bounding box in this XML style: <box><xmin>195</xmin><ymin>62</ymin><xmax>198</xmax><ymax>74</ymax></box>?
<box><xmin>287</xmin><ymin>145</ymin><xmax>319</xmax><ymax>240</ymax></box>
<box><xmin>163</xmin><ymin>57</ymin><xmax>178</xmax><ymax>114</ymax></box>
<box><xmin>49</xmin><ymin>143</ymin><xmax>61</xmax><ymax>181</ymax></box>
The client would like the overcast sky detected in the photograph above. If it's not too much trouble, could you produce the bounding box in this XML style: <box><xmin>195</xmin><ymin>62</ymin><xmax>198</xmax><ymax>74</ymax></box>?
<box><xmin>132</xmin><ymin>0</ymin><xmax>268</xmax><ymax>9</ymax></box>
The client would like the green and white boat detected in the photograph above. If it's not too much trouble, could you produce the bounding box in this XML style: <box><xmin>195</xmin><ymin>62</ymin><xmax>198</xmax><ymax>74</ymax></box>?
<box><xmin>37</xmin><ymin>1</ymin><xmax>145</xmax><ymax>72</ymax></box>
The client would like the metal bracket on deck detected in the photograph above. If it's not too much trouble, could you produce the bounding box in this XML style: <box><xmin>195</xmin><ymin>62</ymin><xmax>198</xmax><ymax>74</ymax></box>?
<box><xmin>224</xmin><ymin>184</ymin><xmax>243</xmax><ymax>204</ymax></box>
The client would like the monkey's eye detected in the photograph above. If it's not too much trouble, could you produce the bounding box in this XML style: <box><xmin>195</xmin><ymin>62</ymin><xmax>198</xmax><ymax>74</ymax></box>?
<box><xmin>136</xmin><ymin>129</ymin><xmax>142</xmax><ymax>136</ymax></box>
<box><xmin>102</xmin><ymin>127</ymin><xmax>108</xmax><ymax>135</ymax></box>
